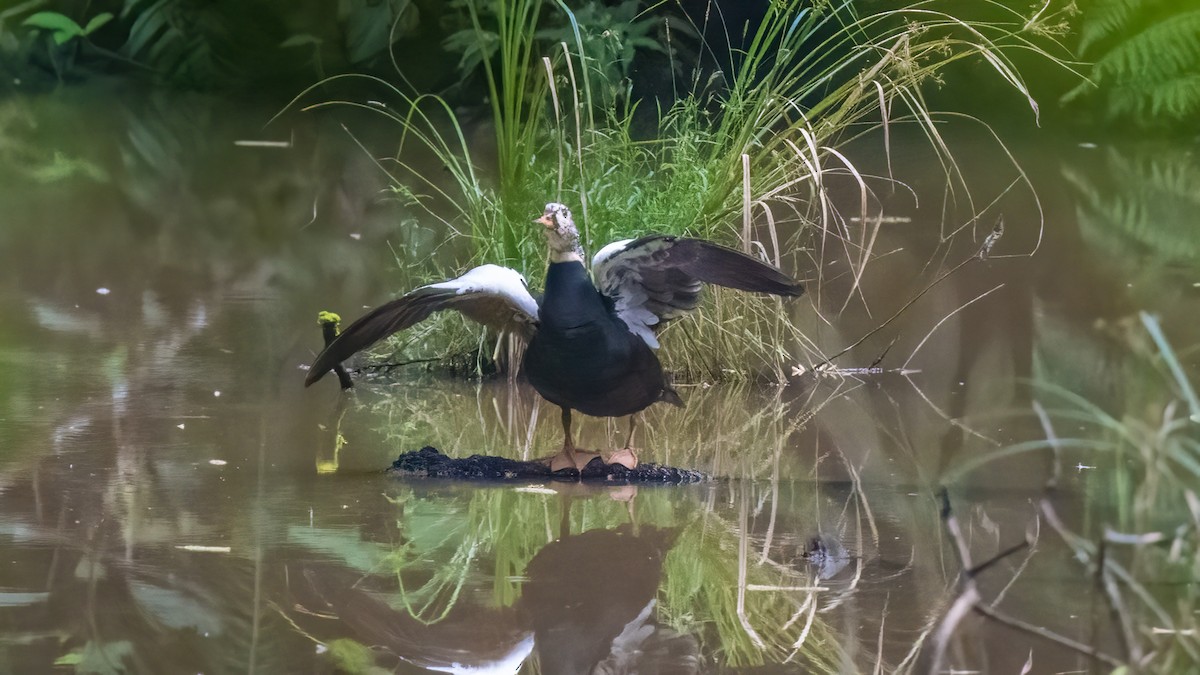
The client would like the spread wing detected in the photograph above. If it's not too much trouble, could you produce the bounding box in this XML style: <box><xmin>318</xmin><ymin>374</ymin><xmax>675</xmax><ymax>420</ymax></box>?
<box><xmin>305</xmin><ymin>264</ymin><xmax>539</xmax><ymax>386</ymax></box>
<box><xmin>592</xmin><ymin>236</ymin><xmax>804</xmax><ymax>348</ymax></box>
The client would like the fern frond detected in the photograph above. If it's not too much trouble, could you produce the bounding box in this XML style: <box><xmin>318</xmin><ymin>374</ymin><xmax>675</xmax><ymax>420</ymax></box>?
<box><xmin>1078</xmin><ymin>0</ymin><xmax>1156</xmax><ymax>54</ymax></box>
<box><xmin>1090</xmin><ymin>9</ymin><xmax>1200</xmax><ymax>85</ymax></box>
<box><xmin>1065</xmin><ymin>147</ymin><xmax>1200</xmax><ymax>263</ymax></box>
<box><xmin>1108</xmin><ymin>73</ymin><xmax>1200</xmax><ymax>121</ymax></box>
<box><xmin>1067</xmin><ymin>5</ymin><xmax>1200</xmax><ymax>125</ymax></box>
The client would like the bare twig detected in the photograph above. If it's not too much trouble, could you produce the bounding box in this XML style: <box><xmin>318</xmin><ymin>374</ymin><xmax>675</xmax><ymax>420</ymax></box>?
<box><xmin>816</xmin><ymin>216</ymin><xmax>1005</xmax><ymax>369</ymax></box>
<box><xmin>930</xmin><ymin>490</ymin><xmax>1123</xmax><ymax>672</ymax></box>
<box><xmin>1095</xmin><ymin>537</ymin><xmax>1140</xmax><ymax>664</ymax></box>
<box><xmin>971</xmin><ymin>602</ymin><xmax>1121</xmax><ymax>667</ymax></box>
<box><xmin>352</xmin><ymin>357</ymin><xmax>444</xmax><ymax>374</ymax></box>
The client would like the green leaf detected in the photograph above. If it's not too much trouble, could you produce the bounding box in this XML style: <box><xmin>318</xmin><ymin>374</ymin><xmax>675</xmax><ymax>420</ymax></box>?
<box><xmin>22</xmin><ymin>11</ymin><xmax>82</xmax><ymax>34</ymax></box>
<box><xmin>22</xmin><ymin>12</ymin><xmax>83</xmax><ymax>42</ymax></box>
<box><xmin>83</xmin><ymin>12</ymin><xmax>114</xmax><ymax>36</ymax></box>
<box><xmin>341</xmin><ymin>0</ymin><xmax>415</xmax><ymax>64</ymax></box>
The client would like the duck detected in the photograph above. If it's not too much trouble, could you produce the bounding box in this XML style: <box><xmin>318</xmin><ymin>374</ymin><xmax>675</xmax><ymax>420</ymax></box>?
<box><xmin>305</xmin><ymin>202</ymin><xmax>804</xmax><ymax>472</ymax></box>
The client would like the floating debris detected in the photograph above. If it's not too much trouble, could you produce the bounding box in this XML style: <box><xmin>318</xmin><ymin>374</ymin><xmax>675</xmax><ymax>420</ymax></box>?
<box><xmin>174</xmin><ymin>545</ymin><xmax>231</xmax><ymax>553</ymax></box>
<box><xmin>515</xmin><ymin>485</ymin><xmax>559</xmax><ymax>495</ymax></box>
<box><xmin>233</xmin><ymin>139</ymin><xmax>291</xmax><ymax>148</ymax></box>
<box><xmin>847</xmin><ymin>215</ymin><xmax>912</xmax><ymax>224</ymax></box>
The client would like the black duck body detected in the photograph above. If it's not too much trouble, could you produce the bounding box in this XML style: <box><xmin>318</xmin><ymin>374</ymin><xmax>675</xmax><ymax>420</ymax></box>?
<box><xmin>524</xmin><ymin>261</ymin><xmax>675</xmax><ymax>417</ymax></box>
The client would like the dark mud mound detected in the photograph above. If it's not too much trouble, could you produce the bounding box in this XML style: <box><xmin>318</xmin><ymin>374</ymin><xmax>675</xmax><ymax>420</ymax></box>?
<box><xmin>388</xmin><ymin>446</ymin><xmax>709</xmax><ymax>484</ymax></box>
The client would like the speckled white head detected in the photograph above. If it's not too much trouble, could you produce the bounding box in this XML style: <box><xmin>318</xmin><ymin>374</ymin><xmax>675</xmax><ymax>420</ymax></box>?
<box><xmin>534</xmin><ymin>202</ymin><xmax>582</xmax><ymax>262</ymax></box>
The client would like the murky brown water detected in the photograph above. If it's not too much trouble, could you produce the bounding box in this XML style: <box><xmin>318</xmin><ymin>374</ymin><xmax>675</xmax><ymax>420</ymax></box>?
<box><xmin>0</xmin><ymin>89</ymin><xmax>1197</xmax><ymax>673</ymax></box>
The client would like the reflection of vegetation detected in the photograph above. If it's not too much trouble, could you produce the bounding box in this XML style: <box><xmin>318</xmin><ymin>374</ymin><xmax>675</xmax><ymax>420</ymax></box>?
<box><xmin>1068</xmin><ymin>313</ymin><xmax>1200</xmax><ymax>514</ymax></box>
<box><xmin>662</xmin><ymin>512</ymin><xmax>841</xmax><ymax>670</ymax></box>
<box><xmin>1030</xmin><ymin>143</ymin><xmax>1200</xmax><ymax>417</ymax></box>
<box><xmin>1065</xmin><ymin>0</ymin><xmax>1200</xmax><ymax>129</ymax></box>
<box><xmin>952</xmin><ymin>313</ymin><xmax>1199</xmax><ymax>497</ymax></box>
<box><xmin>1045</xmin><ymin>324</ymin><xmax>1200</xmax><ymax>672</ymax></box>
<box><xmin>946</xmin><ymin>311</ymin><xmax>1199</xmax><ymax>672</ymax></box>
<box><xmin>286</xmin><ymin>483</ymin><xmax>852</xmax><ymax>671</ymax></box>
<box><xmin>361</xmin><ymin>376</ymin><xmax>823</xmax><ymax>478</ymax></box>
<box><xmin>1063</xmin><ymin>144</ymin><xmax>1200</xmax><ymax>268</ymax></box>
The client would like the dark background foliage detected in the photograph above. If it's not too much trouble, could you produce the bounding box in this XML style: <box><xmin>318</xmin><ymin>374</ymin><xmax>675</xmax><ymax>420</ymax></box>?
<box><xmin>1</xmin><ymin>0</ymin><xmax>1196</xmax><ymax>135</ymax></box>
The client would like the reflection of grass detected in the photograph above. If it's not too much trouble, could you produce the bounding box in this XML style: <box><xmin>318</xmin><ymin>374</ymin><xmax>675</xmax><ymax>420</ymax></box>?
<box><xmin>363</xmin><ymin>376</ymin><xmax>830</xmax><ymax>479</ymax></box>
<box><xmin>290</xmin><ymin>482</ymin><xmax>852</xmax><ymax>671</ymax></box>
<box><xmin>944</xmin><ymin>312</ymin><xmax>1199</xmax><ymax>670</ymax></box>
<box><xmin>382</xmin><ymin>487</ymin><xmax>554</xmax><ymax>614</ymax></box>
<box><xmin>662</xmin><ymin>511</ymin><xmax>843</xmax><ymax>670</ymax></box>
<box><xmin>945</xmin><ymin>313</ymin><xmax>1200</xmax><ymax>494</ymax></box>
<box><xmin>1075</xmin><ymin>316</ymin><xmax>1199</xmax><ymax>669</ymax></box>
<box><xmin>367</xmin><ymin>378</ymin><xmax>553</xmax><ymax>462</ymax></box>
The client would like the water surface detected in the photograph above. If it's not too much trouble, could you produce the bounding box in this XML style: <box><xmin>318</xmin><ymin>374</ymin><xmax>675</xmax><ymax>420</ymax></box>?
<box><xmin>0</xmin><ymin>89</ymin><xmax>1196</xmax><ymax>673</ymax></box>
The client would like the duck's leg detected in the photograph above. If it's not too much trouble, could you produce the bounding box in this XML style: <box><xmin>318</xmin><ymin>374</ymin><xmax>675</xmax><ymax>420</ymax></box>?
<box><xmin>549</xmin><ymin>406</ymin><xmax>581</xmax><ymax>472</ymax></box>
<box><xmin>606</xmin><ymin>414</ymin><xmax>640</xmax><ymax>469</ymax></box>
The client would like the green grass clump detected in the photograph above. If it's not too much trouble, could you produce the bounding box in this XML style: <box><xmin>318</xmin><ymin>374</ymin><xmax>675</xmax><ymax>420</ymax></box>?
<box><xmin>290</xmin><ymin>0</ymin><xmax>1067</xmax><ymax>379</ymax></box>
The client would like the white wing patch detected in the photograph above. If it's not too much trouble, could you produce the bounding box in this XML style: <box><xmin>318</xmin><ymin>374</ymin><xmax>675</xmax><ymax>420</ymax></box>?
<box><xmin>428</xmin><ymin>264</ymin><xmax>540</xmax><ymax>322</ymax></box>
<box><xmin>591</xmin><ymin>239</ymin><xmax>635</xmax><ymax>269</ymax></box>
<box><xmin>593</xmin><ymin>238</ymin><xmax>706</xmax><ymax>349</ymax></box>
<box><xmin>592</xmin><ymin>240</ymin><xmax>660</xmax><ymax>348</ymax></box>
<box><xmin>426</xmin><ymin>632</ymin><xmax>534</xmax><ymax>674</ymax></box>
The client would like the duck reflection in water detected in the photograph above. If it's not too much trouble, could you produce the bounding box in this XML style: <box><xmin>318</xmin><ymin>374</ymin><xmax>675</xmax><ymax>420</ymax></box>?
<box><xmin>296</xmin><ymin>523</ymin><xmax>702</xmax><ymax>674</ymax></box>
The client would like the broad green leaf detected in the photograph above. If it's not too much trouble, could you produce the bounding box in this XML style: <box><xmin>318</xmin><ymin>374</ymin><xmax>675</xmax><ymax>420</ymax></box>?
<box><xmin>22</xmin><ymin>12</ymin><xmax>83</xmax><ymax>37</ymax></box>
<box><xmin>83</xmin><ymin>12</ymin><xmax>114</xmax><ymax>35</ymax></box>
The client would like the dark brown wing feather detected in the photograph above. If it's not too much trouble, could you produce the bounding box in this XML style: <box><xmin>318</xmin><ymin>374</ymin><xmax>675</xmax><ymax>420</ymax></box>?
<box><xmin>658</xmin><ymin>237</ymin><xmax>805</xmax><ymax>296</ymax></box>
<box><xmin>592</xmin><ymin>235</ymin><xmax>803</xmax><ymax>347</ymax></box>
<box><xmin>306</xmin><ymin>265</ymin><xmax>538</xmax><ymax>387</ymax></box>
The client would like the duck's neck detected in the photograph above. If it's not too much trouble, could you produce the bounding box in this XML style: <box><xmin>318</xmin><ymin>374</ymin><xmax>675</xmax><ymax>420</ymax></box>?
<box><xmin>547</xmin><ymin>249</ymin><xmax>583</xmax><ymax>264</ymax></box>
